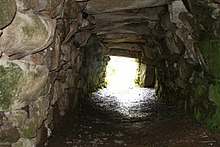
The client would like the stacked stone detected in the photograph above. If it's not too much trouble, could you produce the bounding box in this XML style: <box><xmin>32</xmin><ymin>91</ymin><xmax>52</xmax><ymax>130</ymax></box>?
<box><xmin>184</xmin><ymin>0</ymin><xmax>220</xmax><ymax>131</ymax></box>
<box><xmin>81</xmin><ymin>36</ymin><xmax>110</xmax><ymax>94</ymax></box>
<box><xmin>0</xmin><ymin>0</ymin><xmax>108</xmax><ymax>146</ymax></box>
<box><xmin>149</xmin><ymin>0</ymin><xmax>220</xmax><ymax>131</ymax></box>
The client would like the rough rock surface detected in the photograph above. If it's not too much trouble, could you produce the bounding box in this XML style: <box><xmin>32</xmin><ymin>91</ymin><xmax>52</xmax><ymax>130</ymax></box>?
<box><xmin>0</xmin><ymin>0</ymin><xmax>16</xmax><ymax>30</ymax></box>
<box><xmin>0</xmin><ymin>0</ymin><xmax>108</xmax><ymax>146</ymax></box>
<box><xmin>1</xmin><ymin>0</ymin><xmax>220</xmax><ymax>146</ymax></box>
<box><xmin>86</xmin><ymin>0</ymin><xmax>172</xmax><ymax>14</ymax></box>
<box><xmin>0</xmin><ymin>12</ymin><xmax>55</xmax><ymax>57</ymax></box>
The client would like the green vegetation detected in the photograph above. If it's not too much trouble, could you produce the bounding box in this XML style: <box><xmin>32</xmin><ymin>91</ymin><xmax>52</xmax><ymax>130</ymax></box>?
<box><xmin>22</xmin><ymin>120</ymin><xmax>36</xmax><ymax>138</ymax></box>
<box><xmin>195</xmin><ymin>39</ymin><xmax>220</xmax><ymax>130</ymax></box>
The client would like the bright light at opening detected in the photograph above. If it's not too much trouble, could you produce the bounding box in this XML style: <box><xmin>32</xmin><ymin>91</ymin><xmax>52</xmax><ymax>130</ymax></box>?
<box><xmin>105</xmin><ymin>56</ymin><xmax>139</xmax><ymax>90</ymax></box>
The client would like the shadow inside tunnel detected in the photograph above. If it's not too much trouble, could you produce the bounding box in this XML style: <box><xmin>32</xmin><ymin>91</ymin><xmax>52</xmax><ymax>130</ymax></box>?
<box><xmin>48</xmin><ymin>87</ymin><xmax>220</xmax><ymax>147</ymax></box>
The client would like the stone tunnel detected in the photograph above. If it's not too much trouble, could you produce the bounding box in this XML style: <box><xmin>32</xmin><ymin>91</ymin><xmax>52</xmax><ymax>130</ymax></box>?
<box><xmin>1</xmin><ymin>0</ymin><xmax>220</xmax><ymax>146</ymax></box>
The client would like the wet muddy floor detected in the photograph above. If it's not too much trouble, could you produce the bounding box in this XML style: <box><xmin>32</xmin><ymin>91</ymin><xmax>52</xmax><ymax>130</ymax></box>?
<box><xmin>48</xmin><ymin>88</ymin><xmax>220</xmax><ymax>147</ymax></box>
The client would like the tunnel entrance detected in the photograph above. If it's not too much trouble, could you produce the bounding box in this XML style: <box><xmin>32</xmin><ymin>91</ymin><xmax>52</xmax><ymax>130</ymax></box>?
<box><xmin>105</xmin><ymin>56</ymin><xmax>139</xmax><ymax>90</ymax></box>
<box><xmin>101</xmin><ymin>55</ymin><xmax>156</xmax><ymax>118</ymax></box>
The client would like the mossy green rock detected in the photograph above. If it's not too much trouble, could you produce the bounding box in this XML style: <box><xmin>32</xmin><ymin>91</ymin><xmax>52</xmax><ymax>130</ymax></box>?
<box><xmin>0</xmin><ymin>57</ymin><xmax>49</xmax><ymax>111</ymax></box>
<box><xmin>196</xmin><ymin>40</ymin><xmax>220</xmax><ymax>130</ymax></box>
<box><xmin>208</xmin><ymin>84</ymin><xmax>220</xmax><ymax>130</ymax></box>
<box><xmin>0</xmin><ymin>0</ymin><xmax>16</xmax><ymax>29</ymax></box>
<box><xmin>197</xmin><ymin>40</ymin><xmax>220</xmax><ymax>79</ymax></box>
<box><xmin>0</xmin><ymin>62</ymin><xmax>23</xmax><ymax>110</ymax></box>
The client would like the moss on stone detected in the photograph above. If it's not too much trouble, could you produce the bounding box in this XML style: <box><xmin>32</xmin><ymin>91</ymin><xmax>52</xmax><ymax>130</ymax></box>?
<box><xmin>197</xmin><ymin>40</ymin><xmax>220</xmax><ymax>79</ymax></box>
<box><xmin>0</xmin><ymin>62</ymin><xmax>23</xmax><ymax>110</ymax></box>
<box><xmin>22</xmin><ymin>120</ymin><xmax>36</xmax><ymax>138</ymax></box>
<box><xmin>22</xmin><ymin>26</ymin><xmax>36</xmax><ymax>37</ymax></box>
<box><xmin>22</xmin><ymin>14</ymin><xmax>47</xmax><ymax>37</ymax></box>
<box><xmin>0</xmin><ymin>1</ymin><xmax>6</xmax><ymax>21</ymax></box>
<box><xmin>0</xmin><ymin>0</ymin><xmax>16</xmax><ymax>29</ymax></box>
<box><xmin>195</xmin><ymin>39</ymin><xmax>220</xmax><ymax>130</ymax></box>
<box><xmin>207</xmin><ymin>84</ymin><xmax>220</xmax><ymax>130</ymax></box>
<box><xmin>195</xmin><ymin>108</ymin><xmax>202</xmax><ymax>122</ymax></box>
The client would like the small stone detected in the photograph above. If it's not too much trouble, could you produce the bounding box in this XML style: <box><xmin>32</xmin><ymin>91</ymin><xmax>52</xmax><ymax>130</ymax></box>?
<box><xmin>44</xmin><ymin>32</ymin><xmax>61</xmax><ymax>71</ymax></box>
<box><xmin>0</xmin><ymin>114</ymin><xmax>3</xmax><ymax>126</ymax></box>
<box><xmin>21</xmin><ymin>53</ymin><xmax>44</xmax><ymax>65</ymax></box>
<box><xmin>114</xmin><ymin>140</ymin><xmax>123</xmax><ymax>144</ymax></box>
<box><xmin>36</xmin><ymin>125</ymin><xmax>48</xmax><ymax>146</ymax></box>
<box><xmin>63</xmin><ymin>0</ymin><xmax>82</xmax><ymax>19</ymax></box>
<box><xmin>0</xmin><ymin>127</ymin><xmax>20</xmax><ymax>143</ymax></box>
<box><xmin>74</xmin><ymin>31</ymin><xmax>91</xmax><ymax>47</ymax></box>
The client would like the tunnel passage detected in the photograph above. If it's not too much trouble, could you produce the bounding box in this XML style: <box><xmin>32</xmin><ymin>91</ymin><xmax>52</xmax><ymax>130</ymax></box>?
<box><xmin>1</xmin><ymin>0</ymin><xmax>220</xmax><ymax>146</ymax></box>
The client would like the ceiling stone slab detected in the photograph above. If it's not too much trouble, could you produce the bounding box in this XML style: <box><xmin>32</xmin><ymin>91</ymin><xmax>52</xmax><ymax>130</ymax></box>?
<box><xmin>100</xmin><ymin>34</ymin><xmax>146</xmax><ymax>43</ymax></box>
<box><xmin>109</xmin><ymin>49</ymin><xmax>142</xmax><ymax>58</ymax></box>
<box><xmin>86</xmin><ymin>0</ymin><xmax>172</xmax><ymax>14</ymax></box>
<box><xmin>93</xmin><ymin>22</ymin><xmax>151</xmax><ymax>35</ymax></box>
<box><xmin>93</xmin><ymin>6</ymin><xmax>164</xmax><ymax>22</ymax></box>
<box><xmin>94</xmin><ymin>22</ymin><xmax>150</xmax><ymax>35</ymax></box>
<box><xmin>106</xmin><ymin>43</ymin><xmax>143</xmax><ymax>51</ymax></box>
<box><xmin>95</xmin><ymin>22</ymin><xmax>138</xmax><ymax>33</ymax></box>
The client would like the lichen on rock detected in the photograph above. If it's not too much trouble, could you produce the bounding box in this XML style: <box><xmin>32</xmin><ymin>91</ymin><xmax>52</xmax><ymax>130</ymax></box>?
<box><xmin>0</xmin><ymin>11</ymin><xmax>56</xmax><ymax>57</ymax></box>
<box><xmin>0</xmin><ymin>56</ymin><xmax>49</xmax><ymax>111</ymax></box>
<box><xmin>0</xmin><ymin>62</ymin><xmax>23</xmax><ymax>110</ymax></box>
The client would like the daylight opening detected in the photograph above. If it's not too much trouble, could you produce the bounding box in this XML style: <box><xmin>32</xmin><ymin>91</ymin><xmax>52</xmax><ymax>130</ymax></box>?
<box><xmin>105</xmin><ymin>56</ymin><xmax>139</xmax><ymax>90</ymax></box>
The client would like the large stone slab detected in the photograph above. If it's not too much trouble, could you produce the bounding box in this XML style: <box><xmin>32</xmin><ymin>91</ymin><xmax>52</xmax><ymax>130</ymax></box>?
<box><xmin>15</xmin><ymin>0</ymin><xmax>65</xmax><ymax>18</ymax></box>
<box><xmin>93</xmin><ymin>7</ymin><xmax>164</xmax><ymax>22</ymax></box>
<box><xmin>0</xmin><ymin>12</ymin><xmax>55</xmax><ymax>57</ymax></box>
<box><xmin>106</xmin><ymin>43</ymin><xmax>143</xmax><ymax>51</ymax></box>
<box><xmin>94</xmin><ymin>22</ymin><xmax>151</xmax><ymax>35</ymax></box>
<box><xmin>0</xmin><ymin>56</ymin><xmax>49</xmax><ymax>111</ymax></box>
<box><xmin>108</xmin><ymin>49</ymin><xmax>141</xmax><ymax>58</ymax></box>
<box><xmin>86</xmin><ymin>0</ymin><xmax>172</xmax><ymax>14</ymax></box>
<box><xmin>99</xmin><ymin>34</ymin><xmax>146</xmax><ymax>43</ymax></box>
<box><xmin>0</xmin><ymin>0</ymin><xmax>16</xmax><ymax>30</ymax></box>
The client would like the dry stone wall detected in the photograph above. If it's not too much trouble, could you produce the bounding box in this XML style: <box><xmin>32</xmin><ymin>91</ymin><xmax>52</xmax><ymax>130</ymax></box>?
<box><xmin>0</xmin><ymin>0</ymin><xmax>108</xmax><ymax>146</ymax></box>
<box><xmin>1</xmin><ymin>0</ymin><xmax>220</xmax><ymax>145</ymax></box>
<box><xmin>145</xmin><ymin>0</ymin><xmax>220</xmax><ymax>131</ymax></box>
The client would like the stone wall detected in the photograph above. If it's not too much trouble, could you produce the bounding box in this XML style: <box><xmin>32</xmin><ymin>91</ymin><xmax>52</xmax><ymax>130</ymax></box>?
<box><xmin>1</xmin><ymin>0</ymin><xmax>220</xmax><ymax>146</ymax></box>
<box><xmin>0</xmin><ymin>0</ymin><xmax>108</xmax><ymax>146</ymax></box>
<box><xmin>145</xmin><ymin>0</ymin><xmax>220</xmax><ymax>131</ymax></box>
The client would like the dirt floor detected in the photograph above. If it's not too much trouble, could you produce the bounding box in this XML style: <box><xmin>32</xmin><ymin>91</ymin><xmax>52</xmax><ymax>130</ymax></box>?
<box><xmin>48</xmin><ymin>88</ymin><xmax>220</xmax><ymax>147</ymax></box>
